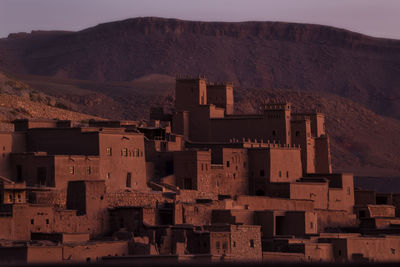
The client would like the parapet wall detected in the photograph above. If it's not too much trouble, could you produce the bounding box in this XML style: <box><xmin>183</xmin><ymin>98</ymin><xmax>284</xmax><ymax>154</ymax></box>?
<box><xmin>28</xmin><ymin>190</ymin><xmax>67</xmax><ymax>208</ymax></box>
<box><xmin>236</xmin><ymin>195</ymin><xmax>314</xmax><ymax>211</ymax></box>
<box><xmin>106</xmin><ymin>191</ymin><xmax>170</xmax><ymax>207</ymax></box>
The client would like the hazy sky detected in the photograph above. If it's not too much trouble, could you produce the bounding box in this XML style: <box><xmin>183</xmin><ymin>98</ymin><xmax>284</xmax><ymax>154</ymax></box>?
<box><xmin>1</xmin><ymin>0</ymin><xmax>399</xmax><ymax>39</ymax></box>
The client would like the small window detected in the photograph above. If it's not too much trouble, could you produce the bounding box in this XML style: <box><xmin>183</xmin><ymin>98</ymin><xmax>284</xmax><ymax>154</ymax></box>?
<box><xmin>233</xmin><ymin>173</ymin><xmax>236</xmax><ymax>180</ymax></box>
<box><xmin>17</xmin><ymin>194</ymin><xmax>21</xmax><ymax>201</ymax></box>
<box><xmin>122</xmin><ymin>148</ymin><xmax>128</xmax><ymax>157</ymax></box>
<box><xmin>126</xmin><ymin>173</ymin><xmax>132</xmax><ymax>188</ymax></box>
<box><xmin>46</xmin><ymin>219</ymin><xmax>49</xmax><ymax>225</ymax></box>
<box><xmin>2</xmin><ymin>146</ymin><xmax>5</xmax><ymax>151</ymax></box>
<box><xmin>8</xmin><ymin>194</ymin><xmax>13</xmax><ymax>202</ymax></box>
<box><xmin>86</xmin><ymin>166</ymin><xmax>91</xmax><ymax>175</ymax></box>
<box><xmin>226</xmin><ymin>161</ymin><xmax>230</xmax><ymax>168</ymax></box>
<box><xmin>359</xmin><ymin>210</ymin><xmax>366</xmax><ymax>218</ymax></box>
<box><xmin>295</xmin><ymin>131</ymin><xmax>300</xmax><ymax>137</ymax></box>
<box><xmin>31</xmin><ymin>219</ymin><xmax>34</xmax><ymax>225</ymax></box>
<box><xmin>279</xmin><ymin>171</ymin><xmax>282</xmax><ymax>177</ymax></box>
<box><xmin>222</xmin><ymin>242</ymin><xmax>227</xmax><ymax>249</ymax></box>
<box><xmin>140</xmin><ymin>151</ymin><xmax>143</xmax><ymax>157</ymax></box>
<box><xmin>107</xmin><ymin>172</ymin><xmax>111</xmax><ymax>179</ymax></box>
<box><xmin>201</xmin><ymin>164</ymin><xmax>204</xmax><ymax>171</ymax></box>
<box><xmin>260</xmin><ymin>170</ymin><xmax>265</xmax><ymax>177</ymax></box>
<box><xmin>250</xmin><ymin>239</ymin><xmax>254</xmax><ymax>248</ymax></box>
<box><xmin>106</xmin><ymin>147</ymin><xmax>112</xmax><ymax>156</ymax></box>
<box><xmin>69</xmin><ymin>166</ymin><xmax>75</xmax><ymax>174</ymax></box>
<box><xmin>136</xmin><ymin>149</ymin><xmax>140</xmax><ymax>157</ymax></box>
<box><xmin>233</xmin><ymin>241</ymin><xmax>236</xmax><ymax>247</ymax></box>
<box><xmin>286</xmin><ymin>171</ymin><xmax>289</xmax><ymax>178</ymax></box>
<box><xmin>206</xmin><ymin>164</ymin><xmax>208</xmax><ymax>171</ymax></box>
<box><xmin>216</xmin><ymin>241</ymin><xmax>220</xmax><ymax>249</ymax></box>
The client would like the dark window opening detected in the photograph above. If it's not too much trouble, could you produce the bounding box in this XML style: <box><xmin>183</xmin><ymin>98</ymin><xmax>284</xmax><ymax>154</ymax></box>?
<box><xmin>126</xmin><ymin>173</ymin><xmax>132</xmax><ymax>188</ymax></box>
<box><xmin>31</xmin><ymin>219</ymin><xmax>34</xmax><ymax>225</ymax></box>
<box><xmin>286</xmin><ymin>171</ymin><xmax>289</xmax><ymax>178</ymax></box>
<box><xmin>226</xmin><ymin>161</ymin><xmax>230</xmax><ymax>168</ymax></box>
<box><xmin>359</xmin><ymin>210</ymin><xmax>366</xmax><ymax>218</ymax></box>
<box><xmin>276</xmin><ymin>216</ymin><xmax>285</xmax><ymax>235</ymax></box>
<box><xmin>46</xmin><ymin>219</ymin><xmax>49</xmax><ymax>225</ymax></box>
<box><xmin>184</xmin><ymin>178</ymin><xmax>192</xmax><ymax>190</ymax></box>
<box><xmin>37</xmin><ymin>167</ymin><xmax>47</xmax><ymax>186</ymax></box>
<box><xmin>166</xmin><ymin>161</ymin><xmax>174</xmax><ymax>175</ymax></box>
<box><xmin>255</xmin><ymin>190</ymin><xmax>265</xmax><ymax>196</ymax></box>
<box><xmin>295</xmin><ymin>131</ymin><xmax>300</xmax><ymax>137</ymax></box>
<box><xmin>272</xmin><ymin>130</ymin><xmax>276</xmax><ymax>136</ymax></box>
<box><xmin>250</xmin><ymin>239</ymin><xmax>254</xmax><ymax>248</ymax></box>
<box><xmin>279</xmin><ymin>171</ymin><xmax>282</xmax><ymax>178</ymax></box>
<box><xmin>16</xmin><ymin>165</ymin><xmax>22</xmax><ymax>182</ymax></box>
<box><xmin>260</xmin><ymin>169</ymin><xmax>265</xmax><ymax>177</ymax></box>
<box><xmin>376</xmin><ymin>196</ymin><xmax>389</xmax><ymax>205</ymax></box>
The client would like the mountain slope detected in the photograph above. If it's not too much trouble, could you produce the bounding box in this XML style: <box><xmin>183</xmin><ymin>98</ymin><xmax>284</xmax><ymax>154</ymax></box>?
<box><xmin>0</xmin><ymin>17</ymin><xmax>399</xmax><ymax>176</ymax></box>
<box><xmin>0</xmin><ymin>72</ymin><xmax>101</xmax><ymax>130</ymax></box>
<box><xmin>1</xmin><ymin>17</ymin><xmax>400</xmax><ymax>120</ymax></box>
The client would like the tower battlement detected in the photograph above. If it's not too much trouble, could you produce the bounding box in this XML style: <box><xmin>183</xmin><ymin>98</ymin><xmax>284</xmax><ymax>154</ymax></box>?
<box><xmin>263</xmin><ymin>103</ymin><xmax>291</xmax><ymax>111</ymax></box>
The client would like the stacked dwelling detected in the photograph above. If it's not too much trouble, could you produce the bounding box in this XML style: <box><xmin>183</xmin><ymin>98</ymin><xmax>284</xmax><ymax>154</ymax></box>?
<box><xmin>0</xmin><ymin>76</ymin><xmax>398</xmax><ymax>263</ymax></box>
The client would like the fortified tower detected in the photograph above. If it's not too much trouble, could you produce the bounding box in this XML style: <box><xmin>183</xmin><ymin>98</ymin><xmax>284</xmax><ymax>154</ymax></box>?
<box><xmin>206</xmin><ymin>82</ymin><xmax>234</xmax><ymax>115</ymax></box>
<box><xmin>175</xmin><ymin>76</ymin><xmax>207</xmax><ymax>112</ymax></box>
<box><xmin>262</xmin><ymin>103</ymin><xmax>292</xmax><ymax>146</ymax></box>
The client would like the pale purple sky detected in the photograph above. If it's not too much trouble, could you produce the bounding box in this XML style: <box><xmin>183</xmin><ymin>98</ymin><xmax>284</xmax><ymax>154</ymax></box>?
<box><xmin>0</xmin><ymin>0</ymin><xmax>399</xmax><ymax>39</ymax></box>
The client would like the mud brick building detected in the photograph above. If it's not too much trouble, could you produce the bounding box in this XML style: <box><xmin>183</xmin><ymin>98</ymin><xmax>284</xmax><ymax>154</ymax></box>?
<box><xmin>0</xmin><ymin>76</ymin><xmax>397</xmax><ymax>263</ymax></box>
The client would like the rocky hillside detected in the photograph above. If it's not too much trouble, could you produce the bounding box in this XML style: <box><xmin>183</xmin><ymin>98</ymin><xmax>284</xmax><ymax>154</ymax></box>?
<box><xmin>1</xmin><ymin>17</ymin><xmax>400</xmax><ymax>120</ymax></box>
<box><xmin>0</xmin><ymin>72</ymin><xmax>101</xmax><ymax>130</ymax></box>
<box><xmin>0</xmin><ymin>17</ymin><xmax>399</xmax><ymax>176</ymax></box>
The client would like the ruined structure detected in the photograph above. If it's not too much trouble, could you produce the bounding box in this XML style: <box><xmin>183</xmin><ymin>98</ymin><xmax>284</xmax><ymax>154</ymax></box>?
<box><xmin>0</xmin><ymin>76</ymin><xmax>397</xmax><ymax>263</ymax></box>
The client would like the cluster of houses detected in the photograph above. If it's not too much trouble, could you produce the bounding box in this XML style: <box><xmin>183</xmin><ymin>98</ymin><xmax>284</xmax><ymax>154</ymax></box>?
<box><xmin>0</xmin><ymin>76</ymin><xmax>398</xmax><ymax>263</ymax></box>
